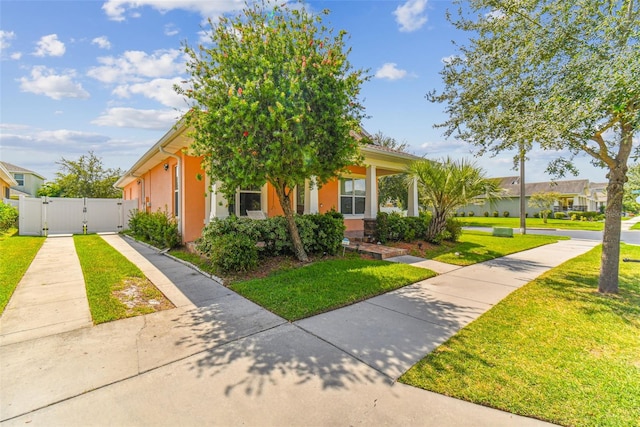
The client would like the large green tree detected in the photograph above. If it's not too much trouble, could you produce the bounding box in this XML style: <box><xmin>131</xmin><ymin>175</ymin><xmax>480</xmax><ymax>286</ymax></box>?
<box><xmin>429</xmin><ymin>0</ymin><xmax>639</xmax><ymax>293</ymax></box>
<box><xmin>369</xmin><ymin>131</ymin><xmax>410</xmax><ymax>209</ymax></box>
<box><xmin>178</xmin><ymin>1</ymin><xmax>367</xmax><ymax>262</ymax></box>
<box><xmin>408</xmin><ymin>157</ymin><xmax>501</xmax><ymax>242</ymax></box>
<box><xmin>38</xmin><ymin>151</ymin><xmax>122</xmax><ymax>198</ymax></box>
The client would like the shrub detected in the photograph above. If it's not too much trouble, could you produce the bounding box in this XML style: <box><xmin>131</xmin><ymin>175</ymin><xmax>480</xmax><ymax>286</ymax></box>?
<box><xmin>197</xmin><ymin>211</ymin><xmax>345</xmax><ymax>260</ymax></box>
<box><xmin>554</xmin><ymin>212</ymin><xmax>566</xmax><ymax>220</ymax></box>
<box><xmin>484</xmin><ymin>211</ymin><xmax>489</xmax><ymax>217</ymax></box>
<box><xmin>533</xmin><ymin>212</ymin><xmax>540</xmax><ymax>218</ymax></box>
<box><xmin>445</xmin><ymin>217</ymin><xmax>462</xmax><ymax>242</ymax></box>
<box><xmin>468</xmin><ymin>211</ymin><xmax>475</xmax><ymax>217</ymax></box>
<box><xmin>503</xmin><ymin>211</ymin><xmax>510</xmax><ymax>217</ymax></box>
<box><xmin>459</xmin><ymin>211</ymin><xmax>466</xmax><ymax>217</ymax></box>
<box><xmin>375</xmin><ymin>211</ymin><xmax>430</xmax><ymax>243</ymax></box>
<box><xmin>128</xmin><ymin>208</ymin><xmax>180</xmax><ymax>249</ymax></box>
<box><xmin>0</xmin><ymin>202</ymin><xmax>18</xmax><ymax>233</ymax></box>
<box><xmin>208</xmin><ymin>233</ymin><xmax>258</xmax><ymax>273</ymax></box>
<box><xmin>493</xmin><ymin>211</ymin><xmax>499</xmax><ymax>217</ymax></box>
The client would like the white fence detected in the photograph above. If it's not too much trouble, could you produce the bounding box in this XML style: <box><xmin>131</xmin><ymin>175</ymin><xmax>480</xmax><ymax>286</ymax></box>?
<box><xmin>17</xmin><ymin>196</ymin><xmax>138</xmax><ymax>236</ymax></box>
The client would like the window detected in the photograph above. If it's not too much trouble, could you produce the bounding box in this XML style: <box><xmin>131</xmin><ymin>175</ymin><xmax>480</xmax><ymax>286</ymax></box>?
<box><xmin>173</xmin><ymin>166</ymin><xmax>179</xmax><ymax>217</ymax></box>
<box><xmin>340</xmin><ymin>178</ymin><xmax>365</xmax><ymax>215</ymax></box>
<box><xmin>14</xmin><ymin>173</ymin><xmax>24</xmax><ymax>186</ymax></box>
<box><xmin>228</xmin><ymin>186</ymin><xmax>262</xmax><ymax>216</ymax></box>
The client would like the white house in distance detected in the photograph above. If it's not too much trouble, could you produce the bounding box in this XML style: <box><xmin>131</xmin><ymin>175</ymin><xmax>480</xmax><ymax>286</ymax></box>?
<box><xmin>459</xmin><ymin>176</ymin><xmax>607</xmax><ymax>217</ymax></box>
<box><xmin>0</xmin><ymin>162</ymin><xmax>46</xmax><ymax>198</ymax></box>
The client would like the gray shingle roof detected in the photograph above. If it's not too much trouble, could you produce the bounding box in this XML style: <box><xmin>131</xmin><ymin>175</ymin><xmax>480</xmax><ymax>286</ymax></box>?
<box><xmin>493</xmin><ymin>176</ymin><xmax>590</xmax><ymax>197</ymax></box>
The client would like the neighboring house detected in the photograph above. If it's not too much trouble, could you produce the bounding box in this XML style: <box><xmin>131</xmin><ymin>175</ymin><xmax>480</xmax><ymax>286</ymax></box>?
<box><xmin>1</xmin><ymin>162</ymin><xmax>18</xmax><ymax>200</ymax></box>
<box><xmin>115</xmin><ymin>122</ymin><xmax>420</xmax><ymax>243</ymax></box>
<box><xmin>459</xmin><ymin>176</ymin><xmax>607</xmax><ymax>217</ymax></box>
<box><xmin>0</xmin><ymin>162</ymin><xmax>46</xmax><ymax>197</ymax></box>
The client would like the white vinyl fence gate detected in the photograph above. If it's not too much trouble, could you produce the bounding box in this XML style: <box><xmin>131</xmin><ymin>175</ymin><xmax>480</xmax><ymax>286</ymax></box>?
<box><xmin>17</xmin><ymin>196</ymin><xmax>138</xmax><ymax>236</ymax></box>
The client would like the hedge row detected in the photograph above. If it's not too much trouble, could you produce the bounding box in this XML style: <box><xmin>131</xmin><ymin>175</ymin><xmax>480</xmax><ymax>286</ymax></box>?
<box><xmin>0</xmin><ymin>202</ymin><xmax>18</xmax><ymax>233</ymax></box>
<box><xmin>196</xmin><ymin>211</ymin><xmax>345</xmax><ymax>273</ymax></box>
<box><xmin>127</xmin><ymin>209</ymin><xmax>181</xmax><ymax>249</ymax></box>
<box><xmin>374</xmin><ymin>211</ymin><xmax>462</xmax><ymax>244</ymax></box>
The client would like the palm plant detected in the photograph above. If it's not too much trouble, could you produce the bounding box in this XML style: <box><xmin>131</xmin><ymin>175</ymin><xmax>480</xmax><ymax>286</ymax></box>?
<box><xmin>408</xmin><ymin>157</ymin><xmax>501</xmax><ymax>242</ymax></box>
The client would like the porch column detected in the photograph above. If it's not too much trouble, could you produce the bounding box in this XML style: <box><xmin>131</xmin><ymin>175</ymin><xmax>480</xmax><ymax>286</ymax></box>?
<box><xmin>307</xmin><ymin>176</ymin><xmax>319</xmax><ymax>214</ymax></box>
<box><xmin>364</xmin><ymin>165</ymin><xmax>377</xmax><ymax>219</ymax></box>
<box><xmin>260</xmin><ymin>184</ymin><xmax>268</xmax><ymax>213</ymax></box>
<box><xmin>407</xmin><ymin>176</ymin><xmax>419</xmax><ymax>217</ymax></box>
<box><xmin>209</xmin><ymin>181</ymin><xmax>229</xmax><ymax>220</ymax></box>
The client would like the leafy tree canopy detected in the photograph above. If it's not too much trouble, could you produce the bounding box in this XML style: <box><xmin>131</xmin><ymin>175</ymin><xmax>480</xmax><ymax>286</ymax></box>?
<box><xmin>178</xmin><ymin>0</ymin><xmax>368</xmax><ymax>261</ymax></box>
<box><xmin>528</xmin><ymin>191</ymin><xmax>561</xmax><ymax>222</ymax></box>
<box><xmin>429</xmin><ymin>0</ymin><xmax>639</xmax><ymax>293</ymax></box>
<box><xmin>39</xmin><ymin>151</ymin><xmax>122</xmax><ymax>198</ymax></box>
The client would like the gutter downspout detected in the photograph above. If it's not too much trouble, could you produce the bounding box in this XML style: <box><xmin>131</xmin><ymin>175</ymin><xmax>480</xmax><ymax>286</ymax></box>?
<box><xmin>159</xmin><ymin>146</ymin><xmax>183</xmax><ymax>241</ymax></box>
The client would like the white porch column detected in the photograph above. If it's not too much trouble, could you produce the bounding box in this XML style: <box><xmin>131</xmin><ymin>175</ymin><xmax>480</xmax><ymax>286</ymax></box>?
<box><xmin>364</xmin><ymin>165</ymin><xmax>377</xmax><ymax>219</ymax></box>
<box><xmin>204</xmin><ymin>174</ymin><xmax>211</xmax><ymax>224</ymax></box>
<box><xmin>260</xmin><ymin>184</ymin><xmax>268</xmax><ymax>214</ymax></box>
<box><xmin>210</xmin><ymin>181</ymin><xmax>229</xmax><ymax>220</ymax></box>
<box><xmin>407</xmin><ymin>176</ymin><xmax>419</xmax><ymax>217</ymax></box>
<box><xmin>307</xmin><ymin>176</ymin><xmax>319</xmax><ymax>214</ymax></box>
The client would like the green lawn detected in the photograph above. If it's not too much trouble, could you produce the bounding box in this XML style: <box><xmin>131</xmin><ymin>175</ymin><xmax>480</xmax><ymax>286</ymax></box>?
<box><xmin>230</xmin><ymin>258</ymin><xmax>436</xmax><ymax>321</ymax></box>
<box><xmin>399</xmin><ymin>231</ymin><xmax>567</xmax><ymax>266</ymax></box>
<box><xmin>631</xmin><ymin>221</ymin><xmax>640</xmax><ymax>231</ymax></box>
<box><xmin>400</xmin><ymin>243</ymin><xmax>640</xmax><ymax>427</ymax></box>
<box><xmin>0</xmin><ymin>229</ymin><xmax>45</xmax><ymax>313</ymax></box>
<box><xmin>74</xmin><ymin>235</ymin><xmax>171</xmax><ymax>324</ymax></box>
<box><xmin>456</xmin><ymin>216</ymin><xmax>605</xmax><ymax>231</ymax></box>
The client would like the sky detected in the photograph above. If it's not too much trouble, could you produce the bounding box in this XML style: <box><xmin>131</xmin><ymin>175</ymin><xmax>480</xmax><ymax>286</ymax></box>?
<box><xmin>0</xmin><ymin>0</ymin><xmax>625</xmax><ymax>184</ymax></box>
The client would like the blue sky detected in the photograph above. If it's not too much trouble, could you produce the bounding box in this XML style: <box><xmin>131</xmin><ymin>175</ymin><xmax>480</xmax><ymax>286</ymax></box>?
<box><xmin>0</xmin><ymin>0</ymin><xmax>615</xmax><ymax>183</ymax></box>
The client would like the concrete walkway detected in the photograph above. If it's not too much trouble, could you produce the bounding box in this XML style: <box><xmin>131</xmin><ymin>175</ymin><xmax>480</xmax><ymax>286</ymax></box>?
<box><xmin>0</xmin><ymin>234</ymin><xmax>599</xmax><ymax>426</ymax></box>
<box><xmin>621</xmin><ymin>214</ymin><xmax>640</xmax><ymax>231</ymax></box>
<box><xmin>0</xmin><ymin>237</ymin><xmax>92</xmax><ymax>346</ymax></box>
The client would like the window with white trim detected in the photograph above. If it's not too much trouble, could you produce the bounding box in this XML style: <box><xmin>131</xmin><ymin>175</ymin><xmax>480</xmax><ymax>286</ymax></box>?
<box><xmin>14</xmin><ymin>173</ymin><xmax>24</xmax><ymax>186</ymax></box>
<box><xmin>228</xmin><ymin>186</ymin><xmax>262</xmax><ymax>216</ymax></box>
<box><xmin>339</xmin><ymin>178</ymin><xmax>365</xmax><ymax>215</ymax></box>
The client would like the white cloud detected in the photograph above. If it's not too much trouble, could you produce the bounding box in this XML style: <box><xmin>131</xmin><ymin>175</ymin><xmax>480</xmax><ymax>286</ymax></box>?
<box><xmin>441</xmin><ymin>55</ymin><xmax>457</xmax><ymax>65</ymax></box>
<box><xmin>19</xmin><ymin>66</ymin><xmax>90</xmax><ymax>100</ymax></box>
<box><xmin>164</xmin><ymin>23</ymin><xmax>180</xmax><ymax>36</ymax></box>
<box><xmin>87</xmin><ymin>49</ymin><xmax>185</xmax><ymax>83</ymax></box>
<box><xmin>0</xmin><ymin>30</ymin><xmax>16</xmax><ymax>50</ymax></box>
<box><xmin>10</xmin><ymin>52</ymin><xmax>22</xmax><ymax>60</ymax></box>
<box><xmin>112</xmin><ymin>77</ymin><xmax>189</xmax><ymax>108</ymax></box>
<box><xmin>92</xmin><ymin>107</ymin><xmax>179</xmax><ymax>129</ymax></box>
<box><xmin>375</xmin><ymin>63</ymin><xmax>408</xmax><ymax>80</ymax></box>
<box><xmin>102</xmin><ymin>0</ymin><xmax>243</xmax><ymax>21</ymax></box>
<box><xmin>33</xmin><ymin>34</ymin><xmax>66</xmax><ymax>57</ymax></box>
<box><xmin>393</xmin><ymin>0</ymin><xmax>428</xmax><ymax>32</ymax></box>
<box><xmin>92</xmin><ymin>36</ymin><xmax>112</xmax><ymax>50</ymax></box>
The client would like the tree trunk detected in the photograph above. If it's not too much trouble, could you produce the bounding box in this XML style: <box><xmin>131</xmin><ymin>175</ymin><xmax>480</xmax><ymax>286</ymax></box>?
<box><xmin>599</xmin><ymin>166</ymin><xmax>626</xmax><ymax>293</ymax></box>
<box><xmin>599</xmin><ymin>122</ymin><xmax>634</xmax><ymax>294</ymax></box>
<box><xmin>273</xmin><ymin>181</ymin><xmax>309</xmax><ymax>262</ymax></box>
<box><xmin>427</xmin><ymin>209</ymin><xmax>447</xmax><ymax>242</ymax></box>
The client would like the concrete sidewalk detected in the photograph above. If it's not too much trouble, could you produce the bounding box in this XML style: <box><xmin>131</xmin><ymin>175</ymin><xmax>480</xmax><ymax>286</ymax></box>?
<box><xmin>0</xmin><ymin>234</ymin><xmax>598</xmax><ymax>426</ymax></box>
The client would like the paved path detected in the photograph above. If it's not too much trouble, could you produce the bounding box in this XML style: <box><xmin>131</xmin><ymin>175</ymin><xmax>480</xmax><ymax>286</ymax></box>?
<box><xmin>0</xmin><ymin>237</ymin><xmax>92</xmax><ymax>346</ymax></box>
<box><xmin>0</xmin><ymin>234</ymin><xmax>599</xmax><ymax>426</ymax></box>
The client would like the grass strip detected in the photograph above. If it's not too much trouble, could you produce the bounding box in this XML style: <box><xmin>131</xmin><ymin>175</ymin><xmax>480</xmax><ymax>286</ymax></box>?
<box><xmin>231</xmin><ymin>258</ymin><xmax>435</xmax><ymax>321</ymax></box>
<box><xmin>631</xmin><ymin>222</ymin><xmax>640</xmax><ymax>230</ymax></box>
<box><xmin>74</xmin><ymin>235</ymin><xmax>171</xmax><ymax>324</ymax></box>
<box><xmin>431</xmin><ymin>231</ymin><xmax>567</xmax><ymax>266</ymax></box>
<box><xmin>0</xmin><ymin>229</ymin><xmax>45</xmax><ymax>313</ymax></box>
<box><xmin>400</xmin><ymin>243</ymin><xmax>640</xmax><ymax>427</ymax></box>
<box><xmin>456</xmin><ymin>216</ymin><xmax>604</xmax><ymax>231</ymax></box>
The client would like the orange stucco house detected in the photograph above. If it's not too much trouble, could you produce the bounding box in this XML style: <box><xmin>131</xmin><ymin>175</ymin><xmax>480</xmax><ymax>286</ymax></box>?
<box><xmin>1</xmin><ymin>162</ymin><xmax>18</xmax><ymax>200</ymax></box>
<box><xmin>115</xmin><ymin>122</ymin><xmax>420</xmax><ymax>243</ymax></box>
